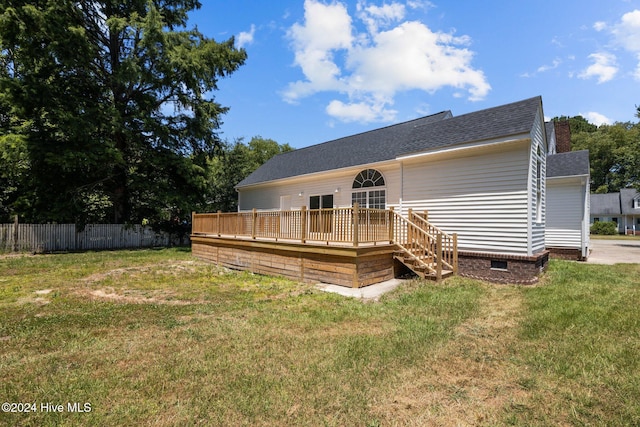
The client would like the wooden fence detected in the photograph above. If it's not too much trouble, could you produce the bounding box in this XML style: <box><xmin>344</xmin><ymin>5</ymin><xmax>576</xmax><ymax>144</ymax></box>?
<box><xmin>0</xmin><ymin>223</ymin><xmax>179</xmax><ymax>253</ymax></box>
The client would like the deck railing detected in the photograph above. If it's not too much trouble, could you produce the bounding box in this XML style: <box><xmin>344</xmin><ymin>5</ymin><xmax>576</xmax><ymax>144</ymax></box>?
<box><xmin>192</xmin><ymin>205</ymin><xmax>458</xmax><ymax>278</ymax></box>
<box><xmin>192</xmin><ymin>203</ymin><xmax>390</xmax><ymax>246</ymax></box>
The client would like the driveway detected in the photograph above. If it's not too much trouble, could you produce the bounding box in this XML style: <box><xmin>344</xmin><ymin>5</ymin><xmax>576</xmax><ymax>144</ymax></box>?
<box><xmin>587</xmin><ymin>239</ymin><xmax>640</xmax><ymax>265</ymax></box>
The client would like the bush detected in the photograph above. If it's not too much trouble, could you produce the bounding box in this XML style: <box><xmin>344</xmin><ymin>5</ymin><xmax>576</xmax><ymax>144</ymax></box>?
<box><xmin>590</xmin><ymin>221</ymin><xmax>618</xmax><ymax>235</ymax></box>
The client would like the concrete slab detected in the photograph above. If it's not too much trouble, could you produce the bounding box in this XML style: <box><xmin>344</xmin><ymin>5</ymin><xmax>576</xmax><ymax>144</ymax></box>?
<box><xmin>315</xmin><ymin>278</ymin><xmax>404</xmax><ymax>301</ymax></box>
<box><xmin>587</xmin><ymin>239</ymin><xmax>640</xmax><ymax>265</ymax></box>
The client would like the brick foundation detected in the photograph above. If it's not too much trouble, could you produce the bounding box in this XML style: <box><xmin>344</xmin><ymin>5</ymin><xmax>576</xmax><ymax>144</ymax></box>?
<box><xmin>458</xmin><ymin>250</ymin><xmax>549</xmax><ymax>285</ymax></box>
<box><xmin>548</xmin><ymin>247</ymin><xmax>585</xmax><ymax>261</ymax></box>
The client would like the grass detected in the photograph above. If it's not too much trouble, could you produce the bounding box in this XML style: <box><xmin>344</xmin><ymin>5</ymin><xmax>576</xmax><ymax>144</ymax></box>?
<box><xmin>0</xmin><ymin>249</ymin><xmax>639</xmax><ymax>426</ymax></box>
<box><xmin>590</xmin><ymin>234</ymin><xmax>640</xmax><ymax>240</ymax></box>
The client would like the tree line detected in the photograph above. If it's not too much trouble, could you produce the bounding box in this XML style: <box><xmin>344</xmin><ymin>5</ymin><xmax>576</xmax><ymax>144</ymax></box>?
<box><xmin>555</xmin><ymin>108</ymin><xmax>640</xmax><ymax>194</ymax></box>
<box><xmin>0</xmin><ymin>1</ymin><xmax>291</xmax><ymax>230</ymax></box>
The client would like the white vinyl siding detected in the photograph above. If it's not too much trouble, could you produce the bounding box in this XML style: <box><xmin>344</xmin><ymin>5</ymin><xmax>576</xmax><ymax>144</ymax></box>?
<box><xmin>238</xmin><ymin>163</ymin><xmax>401</xmax><ymax>211</ymax></box>
<box><xmin>400</xmin><ymin>141</ymin><xmax>531</xmax><ymax>254</ymax></box>
<box><xmin>546</xmin><ymin>180</ymin><xmax>583</xmax><ymax>249</ymax></box>
<box><xmin>529</xmin><ymin>110</ymin><xmax>546</xmax><ymax>255</ymax></box>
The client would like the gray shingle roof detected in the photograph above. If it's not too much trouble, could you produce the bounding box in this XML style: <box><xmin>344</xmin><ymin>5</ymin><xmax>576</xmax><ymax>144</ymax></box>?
<box><xmin>590</xmin><ymin>193</ymin><xmax>621</xmax><ymax>216</ymax></box>
<box><xmin>620</xmin><ymin>188</ymin><xmax>640</xmax><ymax>215</ymax></box>
<box><xmin>547</xmin><ymin>150</ymin><xmax>590</xmax><ymax>178</ymax></box>
<box><xmin>237</xmin><ymin>96</ymin><xmax>542</xmax><ymax>188</ymax></box>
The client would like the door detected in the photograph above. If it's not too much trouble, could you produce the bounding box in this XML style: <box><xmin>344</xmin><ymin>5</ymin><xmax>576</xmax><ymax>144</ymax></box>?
<box><xmin>309</xmin><ymin>194</ymin><xmax>333</xmax><ymax>233</ymax></box>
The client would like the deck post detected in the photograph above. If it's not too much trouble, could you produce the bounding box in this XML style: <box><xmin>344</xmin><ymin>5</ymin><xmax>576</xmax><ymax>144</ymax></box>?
<box><xmin>217</xmin><ymin>210</ymin><xmax>221</xmax><ymax>237</ymax></box>
<box><xmin>388</xmin><ymin>207</ymin><xmax>394</xmax><ymax>243</ymax></box>
<box><xmin>408</xmin><ymin>208</ymin><xmax>413</xmax><ymax>221</ymax></box>
<box><xmin>301</xmin><ymin>206</ymin><xmax>307</xmax><ymax>243</ymax></box>
<box><xmin>453</xmin><ymin>233</ymin><xmax>458</xmax><ymax>275</ymax></box>
<box><xmin>423</xmin><ymin>210</ymin><xmax>428</xmax><ymax>222</ymax></box>
<box><xmin>353</xmin><ymin>203</ymin><xmax>359</xmax><ymax>247</ymax></box>
<box><xmin>251</xmin><ymin>208</ymin><xmax>257</xmax><ymax>239</ymax></box>
<box><xmin>436</xmin><ymin>233</ymin><xmax>443</xmax><ymax>281</ymax></box>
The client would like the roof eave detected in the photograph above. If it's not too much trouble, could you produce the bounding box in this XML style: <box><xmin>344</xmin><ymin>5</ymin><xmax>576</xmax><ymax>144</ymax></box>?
<box><xmin>395</xmin><ymin>132</ymin><xmax>531</xmax><ymax>162</ymax></box>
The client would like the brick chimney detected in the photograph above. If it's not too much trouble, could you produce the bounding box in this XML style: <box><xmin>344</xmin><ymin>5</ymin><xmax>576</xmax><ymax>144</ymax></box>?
<box><xmin>554</xmin><ymin>120</ymin><xmax>571</xmax><ymax>153</ymax></box>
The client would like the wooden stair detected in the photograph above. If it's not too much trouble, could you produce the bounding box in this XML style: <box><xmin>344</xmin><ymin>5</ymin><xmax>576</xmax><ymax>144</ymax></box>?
<box><xmin>393</xmin><ymin>250</ymin><xmax>453</xmax><ymax>281</ymax></box>
<box><xmin>390</xmin><ymin>209</ymin><xmax>457</xmax><ymax>282</ymax></box>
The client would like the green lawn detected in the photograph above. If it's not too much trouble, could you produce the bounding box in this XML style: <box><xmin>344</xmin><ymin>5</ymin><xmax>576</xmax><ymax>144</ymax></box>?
<box><xmin>1</xmin><ymin>249</ymin><xmax>638</xmax><ymax>426</ymax></box>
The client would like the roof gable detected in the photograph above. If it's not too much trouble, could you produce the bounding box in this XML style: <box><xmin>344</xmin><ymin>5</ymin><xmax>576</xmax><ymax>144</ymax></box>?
<box><xmin>621</xmin><ymin>188</ymin><xmax>640</xmax><ymax>214</ymax></box>
<box><xmin>590</xmin><ymin>193</ymin><xmax>622</xmax><ymax>216</ymax></box>
<box><xmin>238</xmin><ymin>96</ymin><xmax>542</xmax><ymax>188</ymax></box>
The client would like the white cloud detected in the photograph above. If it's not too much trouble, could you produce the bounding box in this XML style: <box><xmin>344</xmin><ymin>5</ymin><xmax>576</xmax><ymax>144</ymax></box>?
<box><xmin>593</xmin><ymin>21</ymin><xmax>607</xmax><ymax>32</ymax></box>
<box><xmin>356</xmin><ymin>1</ymin><xmax>406</xmax><ymax>33</ymax></box>
<box><xmin>283</xmin><ymin>0</ymin><xmax>353</xmax><ymax>102</ymax></box>
<box><xmin>611</xmin><ymin>9</ymin><xmax>640</xmax><ymax>52</ymax></box>
<box><xmin>237</xmin><ymin>24</ymin><xmax>256</xmax><ymax>49</ymax></box>
<box><xmin>284</xmin><ymin>0</ymin><xmax>490</xmax><ymax>123</ymax></box>
<box><xmin>326</xmin><ymin>98</ymin><xmax>397</xmax><ymax>122</ymax></box>
<box><xmin>607</xmin><ymin>9</ymin><xmax>640</xmax><ymax>80</ymax></box>
<box><xmin>579</xmin><ymin>52</ymin><xmax>618</xmax><ymax>83</ymax></box>
<box><xmin>579</xmin><ymin>111</ymin><xmax>613</xmax><ymax>126</ymax></box>
<box><xmin>537</xmin><ymin>58</ymin><xmax>561</xmax><ymax>73</ymax></box>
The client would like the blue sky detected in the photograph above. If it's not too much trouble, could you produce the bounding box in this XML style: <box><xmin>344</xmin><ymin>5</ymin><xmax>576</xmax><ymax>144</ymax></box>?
<box><xmin>189</xmin><ymin>0</ymin><xmax>640</xmax><ymax>149</ymax></box>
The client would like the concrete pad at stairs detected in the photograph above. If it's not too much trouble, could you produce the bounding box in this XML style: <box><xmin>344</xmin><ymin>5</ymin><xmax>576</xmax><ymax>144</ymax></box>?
<box><xmin>315</xmin><ymin>279</ymin><xmax>404</xmax><ymax>301</ymax></box>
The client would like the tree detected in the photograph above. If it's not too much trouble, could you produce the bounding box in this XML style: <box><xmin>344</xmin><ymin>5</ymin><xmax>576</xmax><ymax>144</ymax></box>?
<box><xmin>570</xmin><ymin>120</ymin><xmax>640</xmax><ymax>193</ymax></box>
<box><xmin>0</xmin><ymin>1</ymin><xmax>246</xmax><ymax>225</ymax></box>
<box><xmin>206</xmin><ymin>137</ymin><xmax>294</xmax><ymax>212</ymax></box>
<box><xmin>552</xmin><ymin>115</ymin><xmax>598</xmax><ymax>134</ymax></box>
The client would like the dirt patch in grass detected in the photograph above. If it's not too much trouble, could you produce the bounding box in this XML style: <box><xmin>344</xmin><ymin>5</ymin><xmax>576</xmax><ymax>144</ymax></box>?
<box><xmin>81</xmin><ymin>260</ymin><xmax>203</xmax><ymax>283</ymax></box>
<box><xmin>77</xmin><ymin>287</ymin><xmax>194</xmax><ymax>305</ymax></box>
<box><xmin>373</xmin><ymin>285</ymin><xmax>529</xmax><ymax>425</ymax></box>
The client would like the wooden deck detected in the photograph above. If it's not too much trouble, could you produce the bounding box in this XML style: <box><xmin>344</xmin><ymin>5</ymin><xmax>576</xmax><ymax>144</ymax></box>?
<box><xmin>191</xmin><ymin>205</ymin><xmax>457</xmax><ymax>287</ymax></box>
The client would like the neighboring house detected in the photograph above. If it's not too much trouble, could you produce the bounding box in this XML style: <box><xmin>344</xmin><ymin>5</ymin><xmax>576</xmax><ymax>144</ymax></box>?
<box><xmin>590</xmin><ymin>192</ymin><xmax>622</xmax><ymax>229</ymax></box>
<box><xmin>229</xmin><ymin>96</ymin><xmax>550</xmax><ymax>284</ymax></box>
<box><xmin>621</xmin><ymin>188</ymin><xmax>640</xmax><ymax>235</ymax></box>
<box><xmin>591</xmin><ymin>189</ymin><xmax>640</xmax><ymax>234</ymax></box>
<box><xmin>545</xmin><ymin>149</ymin><xmax>590</xmax><ymax>259</ymax></box>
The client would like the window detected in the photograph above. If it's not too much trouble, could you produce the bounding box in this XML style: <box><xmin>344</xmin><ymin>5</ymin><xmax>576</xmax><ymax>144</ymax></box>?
<box><xmin>352</xmin><ymin>169</ymin><xmax>386</xmax><ymax>209</ymax></box>
<box><xmin>535</xmin><ymin>145</ymin><xmax>543</xmax><ymax>223</ymax></box>
<box><xmin>352</xmin><ymin>169</ymin><xmax>385</xmax><ymax>188</ymax></box>
<box><xmin>634</xmin><ymin>198</ymin><xmax>640</xmax><ymax>209</ymax></box>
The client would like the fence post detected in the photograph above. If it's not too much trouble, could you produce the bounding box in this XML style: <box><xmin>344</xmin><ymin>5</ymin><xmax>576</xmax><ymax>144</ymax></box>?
<box><xmin>388</xmin><ymin>207</ymin><xmax>394</xmax><ymax>243</ymax></box>
<box><xmin>453</xmin><ymin>233</ymin><xmax>458</xmax><ymax>275</ymax></box>
<box><xmin>301</xmin><ymin>206</ymin><xmax>307</xmax><ymax>243</ymax></box>
<box><xmin>13</xmin><ymin>215</ymin><xmax>18</xmax><ymax>252</ymax></box>
<box><xmin>217</xmin><ymin>210</ymin><xmax>222</xmax><ymax>237</ymax></box>
<box><xmin>436</xmin><ymin>233</ymin><xmax>442</xmax><ymax>281</ymax></box>
<box><xmin>353</xmin><ymin>203</ymin><xmax>359</xmax><ymax>247</ymax></box>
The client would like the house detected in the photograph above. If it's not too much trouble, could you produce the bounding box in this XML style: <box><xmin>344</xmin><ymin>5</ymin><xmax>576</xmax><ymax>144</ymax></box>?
<box><xmin>545</xmin><ymin>149</ymin><xmax>590</xmax><ymax>259</ymax></box>
<box><xmin>590</xmin><ymin>193</ymin><xmax>622</xmax><ymax>228</ymax></box>
<box><xmin>620</xmin><ymin>188</ymin><xmax>640</xmax><ymax>234</ymax></box>
<box><xmin>192</xmin><ymin>96</ymin><xmax>552</xmax><ymax>285</ymax></box>
<box><xmin>591</xmin><ymin>188</ymin><xmax>640</xmax><ymax>234</ymax></box>
<box><xmin>544</xmin><ymin>120</ymin><xmax>590</xmax><ymax>260</ymax></box>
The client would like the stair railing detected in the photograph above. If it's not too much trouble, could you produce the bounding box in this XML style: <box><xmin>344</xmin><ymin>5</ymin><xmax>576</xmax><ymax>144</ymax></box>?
<box><xmin>407</xmin><ymin>209</ymin><xmax>458</xmax><ymax>274</ymax></box>
<box><xmin>390</xmin><ymin>209</ymin><xmax>442</xmax><ymax>278</ymax></box>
